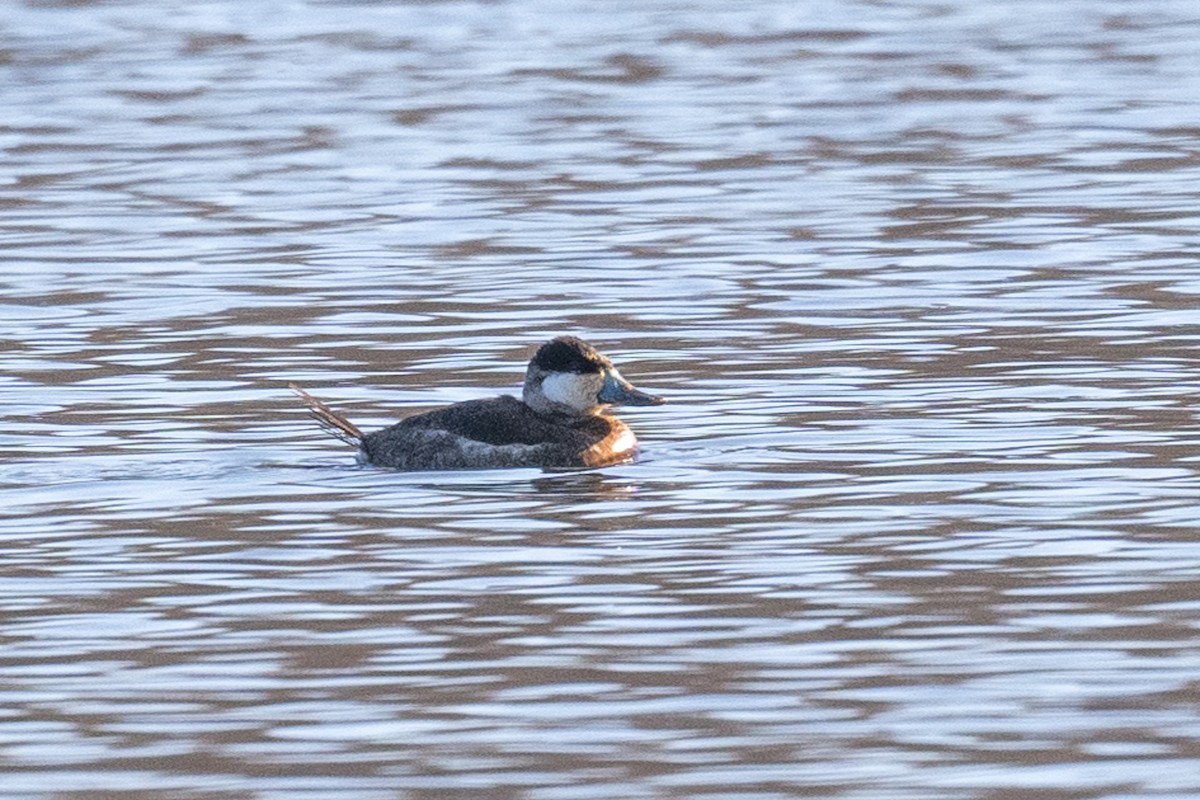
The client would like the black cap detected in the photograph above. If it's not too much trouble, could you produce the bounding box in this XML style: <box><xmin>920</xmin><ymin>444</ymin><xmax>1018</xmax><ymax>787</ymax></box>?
<box><xmin>531</xmin><ymin>336</ymin><xmax>611</xmax><ymax>374</ymax></box>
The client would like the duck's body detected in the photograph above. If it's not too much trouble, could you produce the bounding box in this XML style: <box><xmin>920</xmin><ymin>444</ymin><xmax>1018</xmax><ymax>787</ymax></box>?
<box><xmin>360</xmin><ymin>395</ymin><xmax>636</xmax><ymax>470</ymax></box>
<box><xmin>291</xmin><ymin>336</ymin><xmax>663</xmax><ymax>471</ymax></box>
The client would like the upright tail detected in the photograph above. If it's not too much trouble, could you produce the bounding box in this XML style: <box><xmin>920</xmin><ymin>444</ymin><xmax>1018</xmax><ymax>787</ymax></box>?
<box><xmin>289</xmin><ymin>383</ymin><xmax>364</xmax><ymax>447</ymax></box>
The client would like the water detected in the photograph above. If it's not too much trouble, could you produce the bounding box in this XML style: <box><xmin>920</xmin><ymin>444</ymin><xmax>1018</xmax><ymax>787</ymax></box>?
<box><xmin>3</xmin><ymin>0</ymin><xmax>1200</xmax><ymax>797</ymax></box>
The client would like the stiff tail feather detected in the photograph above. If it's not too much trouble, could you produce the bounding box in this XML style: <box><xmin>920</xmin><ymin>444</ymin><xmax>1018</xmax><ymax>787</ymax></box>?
<box><xmin>289</xmin><ymin>383</ymin><xmax>364</xmax><ymax>446</ymax></box>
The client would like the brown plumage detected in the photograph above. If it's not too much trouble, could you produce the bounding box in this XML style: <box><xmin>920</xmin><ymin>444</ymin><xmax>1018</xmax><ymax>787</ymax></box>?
<box><xmin>289</xmin><ymin>337</ymin><xmax>664</xmax><ymax>471</ymax></box>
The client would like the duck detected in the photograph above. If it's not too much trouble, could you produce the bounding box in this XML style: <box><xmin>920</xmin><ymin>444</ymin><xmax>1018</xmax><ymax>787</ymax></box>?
<box><xmin>290</xmin><ymin>336</ymin><xmax>665</xmax><ymax>471</ymax></box>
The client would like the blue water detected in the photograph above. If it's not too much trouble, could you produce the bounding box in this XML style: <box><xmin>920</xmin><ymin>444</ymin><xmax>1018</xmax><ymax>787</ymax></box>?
<box><xmin>3</xmin><ymin>0</ymin><xmax>1200</xmax><ymax>798</ymax></box>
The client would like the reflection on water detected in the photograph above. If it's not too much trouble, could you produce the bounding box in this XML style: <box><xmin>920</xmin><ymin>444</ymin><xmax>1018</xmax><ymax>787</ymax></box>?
<box><xmin>3</xmin><ymin>0</ymin><xmax>1200</xmax><ymax>797</ymax></box>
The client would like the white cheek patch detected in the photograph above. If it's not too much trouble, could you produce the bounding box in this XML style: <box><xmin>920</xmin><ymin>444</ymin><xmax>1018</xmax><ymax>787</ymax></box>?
<box><xmin>542</xmin><ymin>373</ymin><xmax>595</xmax><ymax>410</ymax></box>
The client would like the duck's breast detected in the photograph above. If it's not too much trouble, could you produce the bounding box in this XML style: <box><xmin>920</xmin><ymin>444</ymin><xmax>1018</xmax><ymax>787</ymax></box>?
<box><xmin>576</xmin><ymin>416</ymin><xmax>638</xmax><ymax>468</ymax></box>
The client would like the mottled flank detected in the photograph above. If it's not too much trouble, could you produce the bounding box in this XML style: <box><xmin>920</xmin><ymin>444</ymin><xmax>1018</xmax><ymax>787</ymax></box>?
<box><xmin>362</xmin><ymin>396</ymin><xmax>635</xmax><ymax>470</ymax></box>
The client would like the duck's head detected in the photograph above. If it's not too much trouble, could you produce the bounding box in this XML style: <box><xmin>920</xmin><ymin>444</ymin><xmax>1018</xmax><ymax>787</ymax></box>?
<box><xmin>523</xmin><ymin>336</ymin><xmax>665</xmax><ymax>417</ymax></box>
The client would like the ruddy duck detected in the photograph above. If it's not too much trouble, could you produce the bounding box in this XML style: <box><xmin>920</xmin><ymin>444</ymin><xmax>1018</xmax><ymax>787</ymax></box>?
<box><xmin>291</xmin><ymin>336</ymin><xmax>665</xmax><ymax>470</ymax></box>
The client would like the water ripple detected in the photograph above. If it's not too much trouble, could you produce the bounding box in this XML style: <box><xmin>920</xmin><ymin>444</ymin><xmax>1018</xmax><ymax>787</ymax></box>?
<box><xmin>2</xmin><ymin>0</ymin><xmax>1200</xmax><ymax>798</ymax></box>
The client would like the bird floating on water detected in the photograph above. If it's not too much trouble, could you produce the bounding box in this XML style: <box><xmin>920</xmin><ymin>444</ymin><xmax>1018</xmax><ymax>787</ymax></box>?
<box><xmin>291</xmin><ymin>336</ymin><xmax>665</xmax><ymax>471</ymax></box>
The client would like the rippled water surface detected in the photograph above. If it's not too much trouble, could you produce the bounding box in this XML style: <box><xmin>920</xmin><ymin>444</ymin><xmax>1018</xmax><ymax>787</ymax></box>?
<box><xmin>4</xmin><ymin>0</ymin><xmax>1200</xmax><ymax>797</ymax></box>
